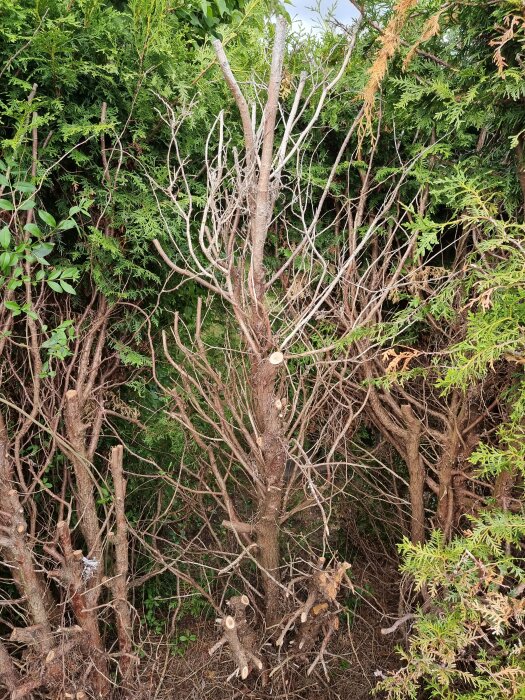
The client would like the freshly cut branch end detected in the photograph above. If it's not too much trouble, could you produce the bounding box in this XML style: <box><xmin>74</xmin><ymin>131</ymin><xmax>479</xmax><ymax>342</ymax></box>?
<box><xmin>268</xmin><ymin>352</ymin><xmax>284</xmax><ymax>366</ymax></box>
<box><xmin>209</xmin><ymin>596</ymin><xmax>263</xmax><ymax>680</ymax></box>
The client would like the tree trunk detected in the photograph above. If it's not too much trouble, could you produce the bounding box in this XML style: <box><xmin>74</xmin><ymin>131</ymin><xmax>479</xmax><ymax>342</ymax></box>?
<box><xmin>251</xmin><ymin>354</ymin><xmax>286</xmax><ymax>625</ymax></box>
<box><xmin>109</xmin><ymin>444</ymin><xmax>133</xmax><ymax>678</ymax></box>
<box><xmin>400</xmin><ymin>405</ymin><xmax>426</xmax><ymax>544</ymax></box>
<box><xmin>256</xmin><ymin>484</ymin><xmax>283</xmax><ymax>627</ymax></box>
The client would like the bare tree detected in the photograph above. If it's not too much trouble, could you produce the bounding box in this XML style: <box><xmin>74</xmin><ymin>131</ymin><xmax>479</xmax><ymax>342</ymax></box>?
<box><xmin>150</xmin><ymin>16</ymin><xmax>433</xmax><ymax>681</ymax></box>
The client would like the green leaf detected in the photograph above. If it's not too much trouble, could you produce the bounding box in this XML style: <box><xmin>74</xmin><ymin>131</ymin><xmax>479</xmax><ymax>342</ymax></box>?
<box><xmin>7</xmin><ymin>279</ymin><xmax>23</xmax><ymax>290</ymax></box>
<box><xmin>0</xmin><ymin>252</ymin><xmax>11</xmax><ymax>269</ymax></box>
<box><xmin>32</xmin><ymin>242</ymin><xmax>54</xmax><ymax>259</ymax></box>
<box><xmin>215</xmin><ymin>0</ymin><xmax>227</xmax><ymax>16</ymax></box>
<box><xmin>60</xmin><ymin>267</ymin><xmax>79</xmax><ymax>279</ymax></box>
<box><xmin>38</xmin><ymin>210</ymin><xmax>56</xmax><ymax>227</ymax></box>
<box><xmin>0</xmin><ymin>227</ymin><xmax>11</xmax><ymax>249</ymax></box>
<box><xmin>47</xmin><ymin>280</ymin><xmax>63</xmax><ymax>293</ymax></box>
<box><xmin>0</xmin><ymin>199</ymin><xmax>14</xmax><ymax>211</ymax></box>
<box><xmin>23</xmin><ymin>223</ymin><xmax>41</xmax><ymax>237</ymax></box>
<box><xmin>57</xmin><ymin>219</ymin><xmax>76</xmax><ymax>231</ymax></box>
<box><xmin>4</xmin><ymin>300</ymin><xmax>21</xmax><ymax>314</ymax></box>
<box><xmin>14</xmin><ymin>182</ymin><xmax>36</xmax><ymax>193</ymax></box>
<box><xmin>19</xmin><ymin>199</ymin><xmax>35</xmax><ymax>211</ymax></box>
<box><xmin>60</xmin><ymin>280</ymin><xmax>76</xmax><ymax>294</ymax></box>
<box><xmin>22</xmin><ymin>305</ymin><xmax>38</xmax><ymax>320</ymax></box>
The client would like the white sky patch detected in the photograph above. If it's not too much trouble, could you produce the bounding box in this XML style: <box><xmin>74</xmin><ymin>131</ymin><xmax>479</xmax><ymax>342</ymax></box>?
<box><xmin>288</xmin><ymin>0</ymin><xmax>359</xmax><ymax>33</ymax></box>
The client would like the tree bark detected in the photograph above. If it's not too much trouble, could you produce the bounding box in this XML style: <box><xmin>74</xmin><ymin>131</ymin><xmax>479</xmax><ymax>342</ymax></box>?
<box><xmin>251</xmin><ymin>356</ymin><xmax>286</xmax><ymax>625</ymax></box>
<box><xmin>109</xmin><ymin>444</ymin><xmax>133</xmax><ymax>677</ymax></box>
<box><xmin>400</xmin><ymin>405</ymin><xmax>426</xmax><ymax>544</ymax></box>
<box><xmin>256</xmin><ymin>483</ymin><xmax>283</xmax><ymax>627</ymax></box>
<box><xmin>494</xmin><ymin>468</ymin><xmax>515</xmax><ymax>511</ymax></box>
<box><xmin>0</xmin><ymin>415</ymin><xmax>54</xmax><ymax>651</ymax></box>
<box><xmin>0</xmin><ymin>639</ymin><xmax>18</xmax><ymax>694</ymax></box>
<box><xmin>64</xmin><ymin>390</ymin><xmax>102</xmax><ymax>569</ymax></box>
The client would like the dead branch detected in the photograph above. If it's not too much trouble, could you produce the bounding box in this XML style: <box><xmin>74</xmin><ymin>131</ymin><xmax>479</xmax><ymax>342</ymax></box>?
<box><xmin>108</xmin><ymin>444</ymin><xmax>133</xmax><ymax>677</ymax></box>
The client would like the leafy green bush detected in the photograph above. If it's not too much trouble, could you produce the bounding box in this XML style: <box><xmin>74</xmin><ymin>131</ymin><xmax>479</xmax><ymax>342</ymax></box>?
<box><xmin>378</xmin><ymin>512</ymin><xmax>525</xmax><ymax>699</ymax></box>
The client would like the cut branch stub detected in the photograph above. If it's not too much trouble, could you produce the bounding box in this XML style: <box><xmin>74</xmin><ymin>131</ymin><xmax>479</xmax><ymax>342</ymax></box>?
<box><xmin>277</xmin><ymin>559</ymin><xmax>351</xmax><ymax>659</ymax></box>
<box><xmin>268</xmin><ymin>351</ymin><xmax>284</xmax><ymax>366</ymax></box>
<box><xmin>209</xmin><ymin>596</ymin><xmax>263</xmax><ymax>680</ymax></box>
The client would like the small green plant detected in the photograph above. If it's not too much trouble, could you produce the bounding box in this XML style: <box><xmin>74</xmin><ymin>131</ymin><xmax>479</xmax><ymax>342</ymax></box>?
<box><xmin>0</xmin><ymin>160</ymin><xmax>91</xmax><ymax>380</ymax></box>
<box><xmin>170</xmin><ymin>630</ymin><xmax>198</xmax><ymax>657</ymax></box>
<box><xmin>40</xmin><ymin>320</ymin><xmax>76</xmax><ymax>377</ymax></box>
<box><xmin>0</xmin><ymin>160</ymin><xmax>88</xmax><ymax>302</ymax></box>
